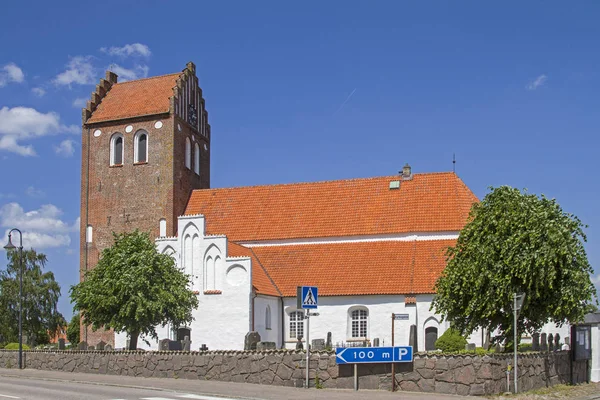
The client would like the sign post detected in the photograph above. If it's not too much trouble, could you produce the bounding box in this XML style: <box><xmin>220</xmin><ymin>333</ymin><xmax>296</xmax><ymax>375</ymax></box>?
<box><xmin>390</xmin><ymin>313</ymin><xmax>409</xmax><ymax>391</ymax></box>
<box><xmin>297</xmin><ymin>286</ymin><xmax>318</xmax><ymax>389</ymax></box>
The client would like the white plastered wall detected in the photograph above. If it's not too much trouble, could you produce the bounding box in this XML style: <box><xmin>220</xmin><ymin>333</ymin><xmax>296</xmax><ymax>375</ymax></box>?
<box><xmin>590</xmin><ymin>323</ymin><xmax>600</xmax><ymax>382</ymax></box>
<box><xmin>253</xmin><ymin>295</ymin><xmax>282</xmax><ymax>346</ymax></box>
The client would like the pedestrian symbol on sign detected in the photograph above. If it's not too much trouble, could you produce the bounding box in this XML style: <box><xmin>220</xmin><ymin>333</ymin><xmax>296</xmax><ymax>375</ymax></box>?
<box><xmin>297</xmin><ymin>286</ymin><xmax>318</xmax><ymax>309</ymax></box>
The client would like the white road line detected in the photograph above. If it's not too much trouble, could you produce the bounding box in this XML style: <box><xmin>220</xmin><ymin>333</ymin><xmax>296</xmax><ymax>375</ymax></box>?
<box><xmin>0</xmin><ymin>394</ymin><xmax>20</xmax><ymax>399</ymax></box>
<box><xmin>178</xmin><ymin>395</ymin><xmax>238</xmax><ymax>400</ymax></box>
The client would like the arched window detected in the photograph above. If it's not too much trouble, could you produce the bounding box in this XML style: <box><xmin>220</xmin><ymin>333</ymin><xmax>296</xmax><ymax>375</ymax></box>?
<box><xmin>159</xmin><ymin>218</ymin><xmax>166</xmax><ymax>237</ymax></box>
<box><xmin>134</xmin><ymin>130</ymin><xmax>148</xmax><ymax>163</ymax></box>
<box><xmin>289</xmin><ymin>311</ymin><xmax>304</xmax><ymax>339</ymax></box>
<box><xmin>110</xmin><ymin>133</ymin><xmax>124</xmax><ymax>165</ymax></box>
<box><xmin>194</xmin><ymin>142</ymin><xmax>200</xmax><ymax>175</ymax></box>
<box><xmin>86</xmin><ymin>225</ymin><xmax>93</xmax><ymax>243</ymax></box>
<box><xmin>185</xmin><ymin>137</ymin><xmax>191</xmax><ymax>169</ymax></box>
<box><xmin>350</xmin><ymin>308</ymin><xmax>368</xmax><ymax>338</ymax></box>
<box><xmin>265</xmin><ymin>305</ymin><xmax>272</xmax><ymax>330</ymax></box>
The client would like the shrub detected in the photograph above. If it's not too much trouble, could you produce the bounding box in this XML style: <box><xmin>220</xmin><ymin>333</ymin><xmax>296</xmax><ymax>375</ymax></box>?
<box><xmin>435</xmin><ymin>328</ymin><xmax>468</xmax><ymax>352</ymax></box>
<box><xmin>4</xmin><ymin>343</ymin><xmax>30</xmax><ymax>350</ymax></box>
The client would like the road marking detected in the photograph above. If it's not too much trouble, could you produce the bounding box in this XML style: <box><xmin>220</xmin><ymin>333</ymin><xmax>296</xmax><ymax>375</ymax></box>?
<box><xmin>178</xmin><ymin>395</ymin><xmax>239</xmax><ymax>400</ymax></box>
<box><xmin>0</xmin><ymin>394</ymin><xmax>20</xmax><ymax>399</ymax></box>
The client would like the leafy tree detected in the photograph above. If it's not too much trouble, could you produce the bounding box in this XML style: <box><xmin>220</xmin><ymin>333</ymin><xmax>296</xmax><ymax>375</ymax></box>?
<box><xmin>66</xmin><ymin>313</ymin><xmax>80</xmax><ymax>345</ymax></box>
<box><xmin>434</xmin><ymin>328</ymin><xmax>467</xmax><ymax>352</ymax></box>
<box><xmin>0</xmin><ymin>249</ymin><xmax>65</xmax><ymax>346</ymax></box>
<box><xmin>70</xmin><ymin>230</ymin><xmax>198</xmax><ymax>350</ymax></box>
<box><xmin>432</xmin><ymin>186</ymin><xmax>597</xmax><ymax>347</ymax></box>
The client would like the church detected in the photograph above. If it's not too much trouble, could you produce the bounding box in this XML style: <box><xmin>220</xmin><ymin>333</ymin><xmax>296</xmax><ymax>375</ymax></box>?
<box><xmin>79</xmin><ymin>62</ymin><xmax>566</xmax><ymax>351</ymax></box>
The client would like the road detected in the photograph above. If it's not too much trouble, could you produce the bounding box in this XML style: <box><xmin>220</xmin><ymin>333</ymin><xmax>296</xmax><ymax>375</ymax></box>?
<box><xmin>0</xmin><ymin>368</ymin><xmax>474</xmax><ymax>400</ymax></box>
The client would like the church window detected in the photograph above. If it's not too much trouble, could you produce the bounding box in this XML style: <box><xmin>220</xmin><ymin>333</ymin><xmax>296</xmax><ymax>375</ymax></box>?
<box><xmin>265</xmin><ymin>305</ymin><xmax>272</xmax><ymax>330</ymax></box>
<box><xmin>159</xmin><ymin>218</ymin><xmax>166</xmax><ymax>237</ymax></box>
<box><xmin>194</xmin><ymin>142</ymin><xmax>200</xmax><ymax>175</ymax></box>
<box><xmin>289</xmin><ymin>311</ymin><xmax>304</xmax><ymax>339</ymax></box>
<box><xmin>350</xmin><ymin>308</ymin><xmax>368</xmax><ymax>338</ymax></box>
<box><xmin>110</xmin><ymin>133</ymin><xmax>124</xmax><ymax>166</ymax></box>
<box><xmin>134</xmin><ymin>130</ymin><xmax>148</xmax><ymax>163</ymax></box>
<box><xmin>185</xmin><ymin>137</ymin><xmax>191</xmax><ymax>169</ymax></box>
<box><xmin>86</xmin><ymin>225</ymin><xmax>93</xmax><ymax>243</ymax></box>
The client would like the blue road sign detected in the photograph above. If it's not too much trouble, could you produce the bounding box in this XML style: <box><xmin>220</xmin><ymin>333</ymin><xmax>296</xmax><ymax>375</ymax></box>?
<box><xmin>335</xmin><ymin>346</ymin><xmax>413</xmax><ymax>364</ymax></box>
<box><xmin>299</xmin><ymin>286</ymin><xmax>318</xmax><ymax>309</ymax></box>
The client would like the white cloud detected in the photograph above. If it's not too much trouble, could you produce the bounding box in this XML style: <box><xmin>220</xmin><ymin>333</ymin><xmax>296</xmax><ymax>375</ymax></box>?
<box><xmin>100</xmin><ymin>43</ymin><xmax>151</xmax><ymax>58</ymax></box>
<box><xmin>31</xmin><ymin>87</ymin><xmax>46</xmax><ymax>97</ymax></box>
<box><xmin>53</xmin><ymin>56</ymin><xmax>96</xmax><ymax>86</ymax></box>
<box><xmin>54</xmin><ymin>139</ymin><xmax>76</xmax><ymax>157</ymax></box>
<box><xmin>0</xmin><ymin>63</ymin><xmax>25</xmax><ymax>87</ymax></box>
<box><xmin>110</xmin><ymin>64</ymin><xmax>149</xmax><ymax>82</ymax></box>
<box><xmin>0</xmin><ymin>202</ymin><xmax>77</xmax><ymax>249</ymax></box>
<box><xmin>591</xmin><ymin>274</ymin><xmax>600</xmax><ymax>285</ymax></box>
<box><xmin>25</xmin><ymin>186</ymin><xmax>45</xmax><ymax>198</ymax></box>
<box><xmin>0</xmin><ymin>106</ymin><xmax>79</xmax><ymax>156</ymax></box>
<box><xmin>72</xmin><ymin>97</ymin><xmax>87</xmax><ymax>108</ymax></box>
<box><xmin>526</xmin><ymin>74</ymin><xmax>547</xmax><ymax>91</ymax></box>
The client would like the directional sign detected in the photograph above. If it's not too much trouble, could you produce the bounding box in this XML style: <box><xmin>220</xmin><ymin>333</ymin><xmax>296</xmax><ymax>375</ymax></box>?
<box><xmin>393</xmin><ymin>314</ymin><xmax>409</xmax><ymax>320</ymax></box>
<box><xmin>335</xmin><ymin>346</ymin><xmax>413</xmax><ymax>364</ymax></box>
<box><xmin>297</xmin><ymin>286</ymin><xmax>318</xmax><ymax>309</ymax></box>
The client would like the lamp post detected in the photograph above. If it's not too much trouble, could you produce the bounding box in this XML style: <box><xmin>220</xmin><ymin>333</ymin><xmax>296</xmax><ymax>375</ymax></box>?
<box><xmin>513</xmin><ymin>292</ymin><xmax>526</xmax><ymax>394</ymax></box>
<box><xmin>4</xmin><ymin>229</ymin><xmax>23</xmax><ymax>369</ymax></box>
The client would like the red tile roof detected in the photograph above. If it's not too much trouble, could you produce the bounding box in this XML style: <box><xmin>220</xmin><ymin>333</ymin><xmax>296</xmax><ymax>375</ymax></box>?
<box><xmin>185</xmin><ymin>173</ymin><xmax>477</xmax><ymax>241</ymax></box>
<box><xmin>87</xmin><ymin>73</ymin><xmax>180</xmax><ymax>124</ymax></box>
<box><xmin>245</xmin><ymin>240</ymin><xmax>454</xmax><ymax>297</ymax></box>
<box><xmin>227</xmin><ymin>242</ymin><xmax>281</xmax><ymax>297</ymax></box>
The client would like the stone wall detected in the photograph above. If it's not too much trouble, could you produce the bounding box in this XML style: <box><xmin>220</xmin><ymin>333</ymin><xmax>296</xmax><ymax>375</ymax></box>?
<box><xmin>0</xmin><ymin>350</ymin><xmax>587</xmax><ymax>395</ymax></box>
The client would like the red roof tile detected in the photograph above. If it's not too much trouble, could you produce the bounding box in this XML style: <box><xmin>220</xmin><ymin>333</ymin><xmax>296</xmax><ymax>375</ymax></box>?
<box><xmin>227</xmin><ymin>242</ymin><xmax>281</xmax><ymax>297</ymax></box>
<box><xmin>87</xmin><ymin>73</ymin><xmax>180</xmax><ymax>124</ymax></box>
<box><xmin>246</xmin><ymin>240</ymin><xmax>454</xmax><ymax>296</ymax></box>
<box><xmin>185</xmin><ymin>173</ymin><xmax>477</xmax><ymax>241</ymax></box>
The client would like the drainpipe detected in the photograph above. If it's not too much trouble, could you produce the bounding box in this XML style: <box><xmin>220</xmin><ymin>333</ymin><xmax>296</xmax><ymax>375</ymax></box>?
<box><xmin>280</xmin><ymin>297</ymin><xmax>285</xmax><ymax>349</ymax></box>
<box><xmin>251</xmin><ymin>290</ymin><xmax>257</xmax><ymax>331</ymax></box>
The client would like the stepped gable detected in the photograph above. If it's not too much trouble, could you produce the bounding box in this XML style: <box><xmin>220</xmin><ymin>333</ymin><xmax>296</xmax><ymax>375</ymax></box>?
<box><xmin>185</xmin><ymin>172</ymin><xmax>478</xmax><ymax>241</ymax></box>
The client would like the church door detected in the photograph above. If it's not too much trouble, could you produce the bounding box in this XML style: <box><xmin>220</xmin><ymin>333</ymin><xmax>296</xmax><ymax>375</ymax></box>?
<box><xmin>425</xmin><ymin>327</ymin><xmax>438</xmax><ymax>351</ymax></box>
<box><xmin>176</xmin><ymin>327</ymin><xmax>191</xmax><ymax>341</ymax></box>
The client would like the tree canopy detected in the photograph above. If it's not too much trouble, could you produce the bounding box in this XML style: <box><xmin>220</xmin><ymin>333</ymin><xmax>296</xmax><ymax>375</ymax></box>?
<box><xmin>0</xmin><ymin>249</ymin><xmax>65</xmax><ymax>346</ymax></box>
<box><xmin>70</xmin><ymin>230</ymin><xmax>198</xmax><ymax>350</ymax></box>
<box><xmin>431</xmin><ymin>186</ymin><xmax>597</xmax><ymax>345</ymax></box>
<box><xmin>66</xmin><ymin>312</ymin><xmax>80</xmax><ymax>345</ymax></box>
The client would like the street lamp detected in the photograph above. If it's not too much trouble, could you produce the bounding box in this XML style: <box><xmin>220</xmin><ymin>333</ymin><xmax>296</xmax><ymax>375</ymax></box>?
<box><xmin>513</xmin><ymin>292</ymin><xmax>526</xmax><ymax>394</ymax></box>
<box><xmin>4</xmin><ymin>229</ymin><xmax>23</xmax><ymax>369</ymax></box>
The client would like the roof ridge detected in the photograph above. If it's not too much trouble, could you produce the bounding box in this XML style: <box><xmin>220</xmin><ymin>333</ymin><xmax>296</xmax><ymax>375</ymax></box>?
<box><xmin>199</xmin><ymin>171</ymin><xmax>457</xmax><ymax>192</ymax></box>
<box><xmin>113</xmin><ymin>72</ymin><xmax>181</xmax><ymax>86</ymax></box>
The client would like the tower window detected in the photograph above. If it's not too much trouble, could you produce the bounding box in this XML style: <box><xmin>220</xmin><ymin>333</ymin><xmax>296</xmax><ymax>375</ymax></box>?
<box><xmin>185</xmin><ymin>137</ymin><xmax>191</xmax><ymax>169</ymax></box>
<box><xmin>110</xmin><ymin>133</ymin><xmax>124</xmax><ymax>166</ymax></box>
<box><xmin>159</xmin><ymin>218</ymin><xmax>166</xmax><ymax>237</ymax></box>
<box><xmin>134</xmin><ymin>130</ymin><xmax>148</xmax><ymax>163</ymax></box>
<box><xmin>194</xmin><ymin>142</ymin><xmax>200</xmax><ymax>175</ymax></box>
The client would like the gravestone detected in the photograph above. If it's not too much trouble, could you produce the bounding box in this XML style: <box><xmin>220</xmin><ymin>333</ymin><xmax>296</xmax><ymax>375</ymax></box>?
<box><xmin>465</xmin><ymin>343</ymin><xmax>476</xmax><ymax>351</ymax></box>
<box><xmin>326</xmin><ymin>332</ymin><xmax>332</xmax><ymax>349</ymax></box>
<box><xmin>244</xmin><ymin>331</ymin><xmax>261</xmax><ymax>351</ymax></box>
<box><xmin>168</xmin><ymin>340</ymin><xmax>182</xmax><ymax>351</ymax></box>
<box><xmin>532</xmin><ymin>332</ymin><xmax>540</xmax><ymax>351</ymax></box>
<box><xmin>409</xmin><ymin>324</ymin><xmax>418</xmax><ymax>352</ymax></box>
<box><xmin>125</xmin><ymin>339</ymin><xmax>130</xmax><ymax>350</ymax></box>
<box><xmin>257</xmin><ymin>341</ymin><xmax>276</xmax><ymax>351</ymax></box>
<box><xmin>373</xmin><ymin>338</ymin><xmax>380</xmax><ymax>347</ymax></box>
<box><xmin>494</xmin><ymin>343</ymin><xmax>503</xmax><ymax>353</ymax></box>
<box><xmin>182</xmin><ymin>335</ymin><xmax>191</xmax><ymax>351</ymax></box>
<box><xmin>58</xmin><ymin>338</ymin><xmax>65</xmax><ymax>350</ymax></box>
<box><xmin>200</xmin><ymin>344</ymin><xmax>208</xmax><ymax>351</ymax></box>
<box><xmin>78</xmin><ymin>341</ymin><xmax>88</xmax><ymax>350</ymax></box>
<box><xmin>540</xmin><ymin>333</ymin><xmax>548</xmax><ymax>352</ymax></box>
<box><xmin>548</xmin><ymin>333</ymin><xmax>554</xmax><ymax>352</ymax></box>
<box><xmin>97</xmin><ymin>340</ymin><xmax>106</xmax><ymax>351</ymax></box>
<box><xmin>105</xmin><ymin>344</ymin><xmax>113</xmax><ymax>351</ymax></box>
<box><xmin>88</xmin><ymin>345</ymin><xmax>95</xmax><ymax>350</ymax></box>
<box><xmin>554</xmin><ymin>333</ymin><xmax>561</xmax><ymax>351</ymax></box>
<box><xmin>312</xmin><ymin>339</ymin><xmax>325</xmax><ymax>351</ymax></box>
<box><xmin>159</xmin><ymin>338</ymin><xmax>170</xmax><ymax>351</ymax></box>
<box><xmin>483</xmin><ymin>332</ymin><xmax>490</xmax><ymax>351</ymax></box>
<box><xmin>295</xmin><ymin>336</ymin><xmax>304</xmax><ymax>350</ymax></box>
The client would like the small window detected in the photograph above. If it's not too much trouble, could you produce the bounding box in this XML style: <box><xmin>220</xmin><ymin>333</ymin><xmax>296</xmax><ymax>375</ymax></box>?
<box><xmin>159</xmin><ymin>218</ymin><xmax>166</xmax><ymax>237</ymax></box>
<box><xmin>110</xmin><ymin>133</ymin><xmax>124</xmax><ymax>166</ymax></box>
<box><xmin>194</xmin><ymin>142</ymin><xmax>200</xmax><ymax>175</ymax></box>
<box><xmin>266</xmin><ymin>305</ymin><xmax>272</xmax><ymax>330</ymax></box>
<box><xmin>185</xmin><ymin>137</ymin><xmax>191</xmax><ymax>169</ymax></box>
<box><xmin>289</xmin><ymin>311</ymin><xmax>304</xmax><ymax>339</ymax></box>
<box><xmin>86</xmin><ymin>225</ymin><xmax>93</xmax><ymax>243</ymax></box>
<box><xmin>351</xmin><ymin>309</ymin><xmax>368</xmax><ymax>338</ymax></box>
<box><xmin>134</xmin><ymin>130</ymin><xmax>148</xmax><ymax>163</ymax></box>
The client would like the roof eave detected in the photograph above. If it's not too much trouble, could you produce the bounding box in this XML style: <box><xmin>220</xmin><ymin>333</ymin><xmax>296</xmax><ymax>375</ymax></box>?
<box><xmin>85</xmin><ymin>110</ymin><xmax>171</xmax><ymax>126</ymax></box>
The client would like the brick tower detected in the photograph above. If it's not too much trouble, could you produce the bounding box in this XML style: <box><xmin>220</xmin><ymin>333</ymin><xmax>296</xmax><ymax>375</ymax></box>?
<box><xmin>79</xmin><ymin>62</ymin><xmax>210</xmax><ymax>347</ymax></box>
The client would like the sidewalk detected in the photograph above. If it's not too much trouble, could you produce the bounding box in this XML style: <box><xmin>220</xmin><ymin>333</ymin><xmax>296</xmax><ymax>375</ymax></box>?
<box><xmin>0</xmin><ymin>368</ymin><xmax>474</xmax><ymax>400</ymax></box>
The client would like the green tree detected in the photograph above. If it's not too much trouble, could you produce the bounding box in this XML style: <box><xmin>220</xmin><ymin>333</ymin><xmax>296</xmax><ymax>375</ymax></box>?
<box><xmin>66</xmin><ymin>312</ymin><xmax>80</xmax><ymax>345</ymax></box>
<box><xmin>70</xmin><ymin>230</ymin><xmax>198</xmax><ymax>350</ymax></box>
<box><xmin>432</xmin><ymin>186</ymin><xmax>597</xmax><ymax>347</ymax></box>
<box><xmin>0</xmin><ymin>249</ymin><xmax>65</xmax><ymax>346</ymax></box>
<box><xmin>434</xmin><ymin>328</ymin><xmax>467</xmax><ymax>352</ymax></box>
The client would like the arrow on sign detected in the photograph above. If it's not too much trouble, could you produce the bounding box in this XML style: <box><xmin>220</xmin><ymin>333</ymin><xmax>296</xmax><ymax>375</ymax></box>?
<box><xmin>336</xmin><ymin>348</ymin><xmax>348</xmax><ymax>363</ymax></box>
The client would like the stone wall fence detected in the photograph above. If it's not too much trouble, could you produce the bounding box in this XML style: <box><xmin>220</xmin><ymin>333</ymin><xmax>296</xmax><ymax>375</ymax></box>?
<box><xmin>0</xmin><ymin>349</ymin><xmax>588</xmax><ymax>396</ymax></box>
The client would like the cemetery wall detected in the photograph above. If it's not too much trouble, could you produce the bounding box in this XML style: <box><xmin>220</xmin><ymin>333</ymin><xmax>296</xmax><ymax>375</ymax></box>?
<box><xmin>0</xmin><ymin>350</ymin><xmax>588</xmax><ymax>396</ymax></box>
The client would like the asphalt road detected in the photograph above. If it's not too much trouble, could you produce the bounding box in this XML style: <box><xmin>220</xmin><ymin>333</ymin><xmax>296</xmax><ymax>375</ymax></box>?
<box><xmin>0</xmin><ymin>368</ymin><xmax>475</xmax><ymax>400</ymax></box>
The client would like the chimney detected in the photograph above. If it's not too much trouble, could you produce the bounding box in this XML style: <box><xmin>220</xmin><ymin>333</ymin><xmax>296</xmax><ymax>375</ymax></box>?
<box><xmin>401</xmin><ymin>163</ymin><xmax>413</xmax><ymax>180</ymax></box>
<box><xmin>105</xmin><ymin>70</ymin><xmax>118</xmax><ymax>85</ymax></box>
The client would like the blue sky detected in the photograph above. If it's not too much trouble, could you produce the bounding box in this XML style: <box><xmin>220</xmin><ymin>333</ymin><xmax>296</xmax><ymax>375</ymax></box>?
<box><xmin>0</xmin><ymin>1</ymin><xmax>598</xmax><ymax>319</ymax></box>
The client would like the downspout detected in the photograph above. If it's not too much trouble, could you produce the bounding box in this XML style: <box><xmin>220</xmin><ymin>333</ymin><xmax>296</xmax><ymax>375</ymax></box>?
<box><xmin>84</xmin><ymin>126</ymin><xmax>90</xmax><ymax>344</ymax></box>
<box><xmin>251</xmin><ymin>290</ymin><xmax>257</xmax><ymax>331</ymax></box>
<box><xmin>280</xmin><ymin>296</ymin><xmax>285</xmax><ymax>349</ymax></box>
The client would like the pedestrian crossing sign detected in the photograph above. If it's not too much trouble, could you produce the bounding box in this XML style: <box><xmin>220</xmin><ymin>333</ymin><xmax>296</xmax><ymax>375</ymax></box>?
<box><xmin>297</xmin><ymin>286</ymin><xmax>318</xmax><ymax>309</ymax></box>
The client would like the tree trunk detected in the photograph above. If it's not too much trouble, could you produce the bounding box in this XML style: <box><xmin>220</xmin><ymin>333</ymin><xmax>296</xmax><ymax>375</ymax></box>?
<box><xmin>129</xmin><ymin>330</ymin><xmax>139</xmax><ymax>350</ymax></box>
